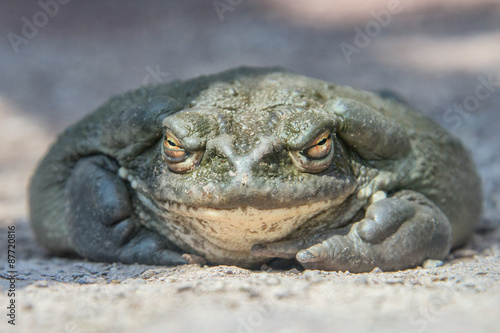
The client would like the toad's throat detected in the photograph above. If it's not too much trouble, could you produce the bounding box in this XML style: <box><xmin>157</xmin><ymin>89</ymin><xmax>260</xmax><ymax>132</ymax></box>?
<box><xmin>144</xmin><ymin>197</ymin><xmax>343</xmax><ymax>266</ymax></box>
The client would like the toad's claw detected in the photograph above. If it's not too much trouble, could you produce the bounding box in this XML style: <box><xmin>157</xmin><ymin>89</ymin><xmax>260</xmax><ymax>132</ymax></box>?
<box><xmin>252</xmin><ymin>227</ymin><xmax>350</xmax><ymax>260</ymax></box>
<box><xmin>252</xmin><ymin>240</ymin><xmax>305</xmax><ymax>259</ymax></box>
<box><xmin>296</xmin><ymin>249</ymin><xmax>321</xmax><ymax>263</ymax></box>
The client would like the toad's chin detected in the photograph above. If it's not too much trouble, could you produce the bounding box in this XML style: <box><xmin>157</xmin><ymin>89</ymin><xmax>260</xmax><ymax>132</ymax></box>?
<box><xmin>139</xmin><ymin>192</ymin><xmax>345</xmax><ymax>267</ymax></box>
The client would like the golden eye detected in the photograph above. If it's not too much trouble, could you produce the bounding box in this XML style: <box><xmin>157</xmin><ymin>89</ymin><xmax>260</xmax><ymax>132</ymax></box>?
<box><xmin>302</xmin><ymin>131</ymin><xmax>332</xmax><ymax>160</ymax></box>
<box><xmin>289</xmin><ymin>130</ymin><xmax>334</xmax><ymax>173</ymax></box>
<box><xmin>163</xmin><ymin>131</ymin><xmax>189</xmax><ymax>162</ymax></box>
<box><xmin>162</xmin><ymin>130</ymin><xmax>204</xmax><ymax>174</ymax></box>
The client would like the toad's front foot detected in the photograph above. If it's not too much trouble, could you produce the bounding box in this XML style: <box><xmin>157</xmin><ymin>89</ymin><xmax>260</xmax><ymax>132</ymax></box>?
<box><xmin>253</xmin><ymin>190</ymin><xmax>452</xmax><ymax>272</ymax></box>
<box><xmin>67</xmin><ymin>155</ymin><xmax>189</xmax><ymax>266</ymax></box>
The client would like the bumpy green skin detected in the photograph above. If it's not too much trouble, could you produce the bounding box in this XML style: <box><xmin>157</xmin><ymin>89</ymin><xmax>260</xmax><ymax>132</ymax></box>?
<box><xmin>29</xmin><ymin>67</ymin><xmax>482</xmax><ymax>272</ymax></box>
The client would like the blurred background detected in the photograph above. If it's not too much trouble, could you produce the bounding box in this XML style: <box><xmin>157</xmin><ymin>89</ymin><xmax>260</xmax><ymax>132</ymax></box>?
<box><xmin>0</xmin><ymin>0</ymin><xmax>499</xmax><ymax>227</ymax></box>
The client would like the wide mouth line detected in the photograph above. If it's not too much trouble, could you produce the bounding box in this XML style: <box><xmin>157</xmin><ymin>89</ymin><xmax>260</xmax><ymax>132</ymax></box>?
<box><xmin>159</xmin><ymin>198</ymin><xmax>338</xmax><ymax>223</ymax></box>
<box><xmin>148</xmin><ymin>194</ymin><xmax>339</xmax><ymax>210</ymax></box>
<box><xmin>136</xmin><ymin>189</ymin><xmax>347</xmax><ymax>216</ymax></box>
<box><xmin>150</xmin><ymin>196</ymin><xmax>336</xmax><ymax>210</ymax></box>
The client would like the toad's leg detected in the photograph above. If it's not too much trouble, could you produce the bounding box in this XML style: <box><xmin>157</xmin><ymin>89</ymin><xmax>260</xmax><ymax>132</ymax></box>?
<box><xmin>253</xmin><ymin>190</ymin><xmax>452</xmax><ymax>272</ymax></box>
<box><xmin>67</xmin><ymin>155</ymin><xmax>188</xmax><ymax>265</ymax></box>
<box><xmin>327</xmin><ymin>97</ymin><xmax>411</xmax><ymax>160</ymax></box>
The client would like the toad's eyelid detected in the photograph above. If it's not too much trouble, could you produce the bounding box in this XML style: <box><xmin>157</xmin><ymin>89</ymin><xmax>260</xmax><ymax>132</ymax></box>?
<box><xmin>165</xmin><ymin>130</ymin><xmax>186</xmax><ymax>147</ymax></box>
<box><xmin>304</xmin><ymin>130</ymin><xmax>331</xmax><ymax>149</ymax></box>
<box><xmin>164</xmin><ymin>129</ymin><xmax>207</xmax><ymax>152</ymax></box>
<box><xmin>165</xmin><ymin>130</ymin><xmax>179</xmax><ymax>139</ymax></box>
<box><xmin>314</xmin><ymin>132</ymin><xmax>330</xmax><ymax>143</ymax></box>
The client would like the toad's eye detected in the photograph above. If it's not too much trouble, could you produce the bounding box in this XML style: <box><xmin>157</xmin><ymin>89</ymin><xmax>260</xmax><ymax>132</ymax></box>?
<box><xmin>289</xmin><ymin>130</ymin><xmax>334</xmax><ymax>173</ymax></box>
<box><xmin>163</xmin><ymin>131</ymin><xmax>189</xmax><ymax>162</ymax></box>
<box><xmin>302</xmin><ymin>132</ymin><xmax>332</xmax><ymax>160</ymax></box>
<box><xmin>161</xmin><ymin>131</ymin><xmax>203</xmax><ymax>173</ymax></box>
<box><xmin>163</xmin><ymin>132</ymin><xmax>189</xmax><ymax>161</ymax></box>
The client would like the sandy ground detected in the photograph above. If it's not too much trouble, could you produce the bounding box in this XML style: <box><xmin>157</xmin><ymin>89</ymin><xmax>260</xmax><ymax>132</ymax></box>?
<box><xmin>0</xmin><ymin>1</ymin><xmax>499</xmax><ymax>332</ymax></box>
